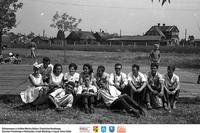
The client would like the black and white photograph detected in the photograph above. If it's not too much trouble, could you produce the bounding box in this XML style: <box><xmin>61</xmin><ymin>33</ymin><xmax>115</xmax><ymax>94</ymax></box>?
<box><xmin>0</xmin><ymin>0</ymin><xmax>200</xmax><ymax>125</ymax></box>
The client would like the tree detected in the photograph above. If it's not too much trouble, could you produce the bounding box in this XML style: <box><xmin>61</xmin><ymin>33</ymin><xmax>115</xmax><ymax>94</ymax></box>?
<box><xmin>151</xmin><ymin>0</ymin><xmax>171</xmax><ymax>6</ymax></box>
<box><xmin>0</xmin><ymin>0</ymin><xmax>23</xmax><ymax>55</ymax></box>
<box><xmin>50</xmin><ymin>11</ymin><xmax>82</xmax><ymax>36</ymax></box>
<box><xmin>27</xmin><ymin>32</ymin><xmax>35</xmax><ymax>40</ymax></box>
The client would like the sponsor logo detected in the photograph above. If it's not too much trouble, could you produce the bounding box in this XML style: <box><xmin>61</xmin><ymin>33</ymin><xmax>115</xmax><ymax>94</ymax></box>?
<box><xmin>93</xmin><ymin>126</ymin><xmax>99</xmax><ymax>133</ymax></box>
<box><xmin>109</xmin><ymin>126</ymin><xmax>115</xmax><ymax>133</ymax></box>
<box><xmin>117</xmin><ymin>126</ymin><xmax>126</xmax><ymax>133</ymax></box>
<box><xmin>101</xmin><ymin>126</ymin><xmax>106</xmax><ymax>133</ymax></box>
<box><xmin>79</xmin><ymin>126</ymin><xmax>90</xmax><ymax>133</ymax></box>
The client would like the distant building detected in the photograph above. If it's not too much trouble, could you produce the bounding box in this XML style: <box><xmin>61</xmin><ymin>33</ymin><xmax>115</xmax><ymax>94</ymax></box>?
<box><xmin>32</xmin><ymin>36</ymin><xmax>50</xmax><ymax>45</ymax></box>
<box><xmin>108</xmin><ymin>35</ymin><xmax>161</xmax><ymax>46</ymax></box>
<box><xmin>145</xmin><ymin>23</ymin><xmax>179</xmax><ymax>46</ymax></box>
<box><xmin>94</xmin><ymin>31</ymin><xmax>118</xmax><ymax>44</ymax></box>
<box><xmin>194</xmin><ymin>39</ymin><xmax>200</xmax><ymax>47</ymax></box>
<box><xmin>66</xmin><ymin>30</ymin><xmax>96</xmax><ymax>45</ymax></box>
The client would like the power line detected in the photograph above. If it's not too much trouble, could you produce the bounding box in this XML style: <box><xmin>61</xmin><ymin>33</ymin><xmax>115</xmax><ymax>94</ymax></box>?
<box><xmin>26</xmin><ymin>0</ymin><xmax>200</xmax><ymax>12</ymax></box>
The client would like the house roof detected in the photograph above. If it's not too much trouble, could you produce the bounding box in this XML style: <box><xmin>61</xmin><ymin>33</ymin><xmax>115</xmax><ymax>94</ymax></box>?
<box><xmin>66</xmin><ymin>31</ymin><xmax>96</xmax><ymax>40</ymax></box>
<box><xmin>95</xmin><ymin>32</ymin><xmax>111</xmax><ymax>40</ymax></box>
<box><xmin>194</xmin><ymin>39</ymin><xmax>200</xmax><ymax>42</ymax></box>
<box><xmin>145</xmin><ymin>25</ymin><xmax>179</xmax><ymax>38</ymax></box>
<box><xmin>108</xmin><ymin>35</ymin><xmax>161</xmax><ymax>41</ymax></box>
<box><xmin>32</xmin><ymin>36</ymin><xmax>49</xmax><ymax>41</ymax></box>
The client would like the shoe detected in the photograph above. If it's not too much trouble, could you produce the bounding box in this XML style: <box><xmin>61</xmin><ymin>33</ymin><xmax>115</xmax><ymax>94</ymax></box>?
<box><xmin>84</xmin><ymin>108</ymin><xmax>90</xmax><ymax>114</ymax></box>
<box><xmin>147</xmin><ymin>103</ymin><xmax>152</xmax><ymax>110</ymax></box>
<box><xmin>131</xmin><ymin>111</ymin><xmax>140</xmax><ymax>118</ymax></box>
<box><xmin>172</xmin><ymin>101</ymin><xmax>177</xmax><ymax>109</ymax></box>
<box><xmin>128</xmin><ymin>108</ymin><xmax>140</xmax><ymax>118</ymax></box>
<box><xmin>139</xmin><ymin>109</ymin><xmax>146</xmax><ymax>116</ymax></box>
<box><xmin>89</xmin><ymin>108</ymin><xmax>95</xmax><ymax>114</ymax></box>
<box><xmin>164</xmin><ymin>103</ymin><xmax>169</xmax><ymax>110</ymax></box>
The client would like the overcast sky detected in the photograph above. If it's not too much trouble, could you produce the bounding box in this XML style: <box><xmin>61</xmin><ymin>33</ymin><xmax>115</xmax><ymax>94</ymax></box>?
<box><xmin>12</xmin><ymin>0</ymin><xmax>200</xmax><ymax>39</ymax></box>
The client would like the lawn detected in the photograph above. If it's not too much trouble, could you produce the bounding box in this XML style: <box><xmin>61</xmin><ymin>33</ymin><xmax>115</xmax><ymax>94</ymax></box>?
<box><xmin>0</xmin><ymin>48</ymin><xmax>200</xmax><ymax>124</ymax></box>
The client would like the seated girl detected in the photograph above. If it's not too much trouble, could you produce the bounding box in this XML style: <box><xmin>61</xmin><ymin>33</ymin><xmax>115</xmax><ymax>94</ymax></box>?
<box><xmin>20</xmin><ymin>63</ymin><xmax>49</xmax><ymax>105</ymax></box>
<box><xmin>79</xmin><ymin>63</ymin><xmax>95</xmax><ymax>86</ymax></box>
<box><xmin>63</xmin><ymin>63</ymin><xmax>79</xmax><ymax>91</ymax></box>
<box><xmin>76</xmin><ymin>74</ymin><xmax>97</xmax><ymax>114</ymax></box>
<box><xmin>48</xmin><ymin>63</ymin><xmax>73</xmax><ymax>111</ymax></box>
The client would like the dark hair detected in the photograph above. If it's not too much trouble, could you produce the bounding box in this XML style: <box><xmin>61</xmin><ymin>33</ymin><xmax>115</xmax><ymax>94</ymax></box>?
<box><xmin>83</xmin><ymin>74</ymin><xmax>91</xmax><ymax>81</ymax></box>
<box><xmin>53</xmin><ymin>63</ymin><xmax>62</xmax><ymax>74</ymax></box>
<box><xmin>151</xmin><ymin>63</ymin><xmax>159</xmax><ymax>69</ymax></box>
<box><xmin>168</xmin><ymin>65</ymin><xmax>176</xmax><ymax>71</ymax></box>
<box><xmin>69</xmin><ymin>63</ymin><xmax>77</xmax><ymax>70</ymax></box>
<box><xmin>43</xmin><ymin>57</ymin><xmax>50</xmax><ymax>63</ymax></box>
<box><xmin>115</xmin><ymin>63</ymin><xmax>122</xmax><ymax>68</ymax></box>
<box><xmin>132</xmin><ymin>64</ymin><xmax>140</xmax><ymax>71</ymax></box>
<box><xmin>83</xmin><ymin>63</ymin><xmax>93</xmax><ymax>74</ymax></box>
<box><xmin>67</xmin><ymin>81</ymin><xmax>75</xmax><ymax>88</ymax></box>
<box><xmin>97</xmin><ymin>65</ymin><xmax>105</xmax><ymax>72</ymax></box>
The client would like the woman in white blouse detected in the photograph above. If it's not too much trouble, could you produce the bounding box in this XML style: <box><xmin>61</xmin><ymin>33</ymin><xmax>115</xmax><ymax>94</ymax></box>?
<box><xmin>20</xmin><ymin>63</ymin><xmax>49</xmax><ymax>105</ymax></box>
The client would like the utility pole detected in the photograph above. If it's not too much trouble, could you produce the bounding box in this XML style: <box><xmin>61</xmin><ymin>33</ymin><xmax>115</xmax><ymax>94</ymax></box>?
<box><xmin>184</xmin><ymin>29</ymin><xmax>187</xmax><ymax>47</ymax></box>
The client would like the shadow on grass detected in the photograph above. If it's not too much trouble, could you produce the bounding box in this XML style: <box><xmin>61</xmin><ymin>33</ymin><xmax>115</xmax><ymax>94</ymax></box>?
<box><xmin>0</xmin><ymin>94</ymin><xmax>54</xmax><ymax>111</ymax></box>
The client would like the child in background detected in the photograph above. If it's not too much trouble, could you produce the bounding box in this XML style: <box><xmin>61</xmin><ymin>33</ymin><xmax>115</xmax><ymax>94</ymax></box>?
<box><xmin>76</xmin><ymin>74</ymin><xmax>97</xmax><ymax>114</ymax></box>
<box><xmin>164</xmin><ymin>65</ymin><xmax>180</xmax><ymax>111</ymax></box>
<box><xmin>13</xmin><ymin>54</ymin><xmax>22</xmax><ymax>64</ymax></box>
<box><xmin>149</xmin><ymin>44</ymin><xmax>161</xmax><ymax>65</ymax></box>
<box><xmin>39</xmin><ymin>57</ymin><xmax>53</xmax><ymax>84</ymax></box>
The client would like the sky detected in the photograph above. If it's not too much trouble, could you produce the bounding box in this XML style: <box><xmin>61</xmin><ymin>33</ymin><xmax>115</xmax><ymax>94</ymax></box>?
<box><xmin>12</xmin><ymin>0</ymin><xmax>200</xmax><ymax>39</ymax></box>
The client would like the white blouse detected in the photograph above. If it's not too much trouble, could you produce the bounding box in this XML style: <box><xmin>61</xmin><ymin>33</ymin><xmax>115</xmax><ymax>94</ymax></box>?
<box><xmin>50</xmin><ymin>73</ymin><xmax>64</xmax><ymax>86</ymax></box>
<box><xmin>29</xmin><ymin>74</ymin><xmax>43</xmax><ymax>86</ymax></box>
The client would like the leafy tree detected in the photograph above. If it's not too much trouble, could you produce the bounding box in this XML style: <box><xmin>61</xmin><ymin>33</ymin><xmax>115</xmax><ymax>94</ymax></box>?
<box><xmin>0</xmin><ymin>0</ymin><xmax>23</xmax><ymax>55</ymax></box>
<box><xmin>50</xmin><ymin>11</ymin><xmax>82</xmax><ymax>37</ymax></box>
<box><xmin>27</xmin><ymin>32</ymin><xmax>35</xmax><ymax>40</ymax></box>
<box><xmin>151</xmin><ymin>0</ymin><xmax>170</xmax><ymax>6</ymax></box>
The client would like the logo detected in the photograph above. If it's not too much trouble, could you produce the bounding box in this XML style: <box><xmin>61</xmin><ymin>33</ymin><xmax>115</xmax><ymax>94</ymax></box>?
<box><xmin>93</xmin><ymin>126</ymin><xmax>99</xmax><ymax>133</ymax></box>
<box><xmin>79</xmin><ymin>126</ymin><xmax>90</xmax><ymax>133</ymax></box>
<box><xmin>117</xmin><ymin>126</ymin><xmax>126</xmax><ymax>133</ymax></box>
<box><xmin>109</xmin><ymin>126</ymin><xmax>115</xmax><ymax>133</ymax></box>
<box><xmin>101</xmin><ymin>126</ymin><xmax>106</xmax><ymax>133</ymax></box>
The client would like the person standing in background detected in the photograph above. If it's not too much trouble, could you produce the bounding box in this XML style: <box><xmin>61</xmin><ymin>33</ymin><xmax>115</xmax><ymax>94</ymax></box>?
<box><xmin>149</xmin><ymin>44</ymin><xmax>161</xmax><ymax>65</ymax></box>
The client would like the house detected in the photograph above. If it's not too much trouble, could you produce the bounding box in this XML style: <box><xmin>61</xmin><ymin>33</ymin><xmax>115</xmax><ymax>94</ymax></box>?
<box><xmin>66</xmin><ymin>30</ymin><xmax>96</xmax><ymax>45</ymax></box>
<box><xmin>107</xmin><ymin>35</ymin><xmax>161</xmax><ymax>46</ymax></box>
<box><xmin>93</xmin><ymin>31</ymin><xmax>118</xmax><ymax>44</ymax></box>
<box><xmin>145</xmin><ymin>23</ymin><xmax>179</xmax><ymax>46</ymax></box>
<box><xmin>32</xmin><ymin>36</ymin><xmax>50</xmax><ymax>45</ymax></box>
<box><xmin>194</xmin><ymin>39</ymin><xmax>200</xmax><ymax>47</ymax></box>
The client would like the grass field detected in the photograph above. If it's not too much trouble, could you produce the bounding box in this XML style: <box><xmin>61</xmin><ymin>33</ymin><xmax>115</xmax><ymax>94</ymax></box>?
<box><xmin>0</xmin><ymin>48</ymin><xmax>200</xmax><ymax>124</ymax></box>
